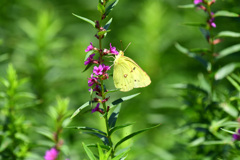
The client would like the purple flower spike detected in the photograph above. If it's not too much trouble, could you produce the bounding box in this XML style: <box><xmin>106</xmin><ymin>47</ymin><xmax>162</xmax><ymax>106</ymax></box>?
<box><xmin>88</xmin><ymin>74</ymin><xmax>98</xmax><ymax>87</ymax></box>
<box><xmin>44</xmin><ymin>148</ymin><xmax>58</xmax><ymax>160</ymax></box>
<box><xmin>84</xmin><ymin>54</ymin><xmax>95</xmax><ymax>65</ymax></box>
<box><xmin>194</xmin><ymin>0</ymin><xmax>202</xmax><ymax>4</ymax></box>
<box><xmin>109</xmin><ymin>43</ymin><xmax>119</xmax><ymax>55</ymax></box>
<box><xmin>102</xmin><ymin>64</ymin><xmax>111</xmax><ymax>72</ymax></box>
<box><xmin>85</xmin><ymin>42</ymin><xmax>94</xmax><ymax>52</ymax></box>
<box><xmin>233</xmin><ymin>129</ymin><xmax>240</xmax><ymax>141</ymax></box>
<box><xmin>92</xmin><ymin>103</ymin><xmax>100</xmax><ymax>113</ymax></box>
<box><xmin>93</xmin><ymin>65</ymin><xmax>103</xmax><ymax>76</ymax></box>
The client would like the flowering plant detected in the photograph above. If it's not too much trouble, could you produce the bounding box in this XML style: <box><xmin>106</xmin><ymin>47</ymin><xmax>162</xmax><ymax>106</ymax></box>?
<box><xmin>70</xmin><ymin>0</ymin><xmax>159</xmax><ymax>159</ymax></box>
<box><xmin>176</xmin><ymin>0</ymin><xmax>240</xmax><ymax>159</ymax></box>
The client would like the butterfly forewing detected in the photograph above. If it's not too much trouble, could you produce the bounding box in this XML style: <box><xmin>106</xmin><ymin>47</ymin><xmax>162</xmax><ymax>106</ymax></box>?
<box><xmin>113</xmin><ymin>51</ymin><xmax>151</xmax><ymax>92</ymax></box>
<box><xmin>122</xmin><ymin>56</ymin><xmax>151</xmax><ymax>88</ymax></box>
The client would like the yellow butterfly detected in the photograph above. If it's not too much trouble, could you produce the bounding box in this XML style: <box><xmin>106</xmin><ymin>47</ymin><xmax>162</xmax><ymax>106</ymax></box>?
<box><xmin>113</xmin><ymin>51</ymin><xmax>151</xmax><ymax>92</ymax></box>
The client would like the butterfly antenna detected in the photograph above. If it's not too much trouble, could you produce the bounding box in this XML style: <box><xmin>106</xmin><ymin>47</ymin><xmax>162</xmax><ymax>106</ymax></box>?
<box><xmin>120</xmin><ymin>40</ymin><xmax>123</xmax><ymax>50</ymax></box>
<box><xmin>124</xmin><ymin>42</ymin><xmax>131</xmax><ymax>52</ymax></box>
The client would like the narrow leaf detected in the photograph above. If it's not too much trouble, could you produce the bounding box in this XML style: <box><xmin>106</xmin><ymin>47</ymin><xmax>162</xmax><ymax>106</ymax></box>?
<box><xmin>175</xmin><ymin>43</ymin><xmax>211</xmax><ymax>71</ymax></box>
<box><xmin>83</xmin><ymin>63</ymin><xmax>93</xmax><ymax>72</ymax></box>
<box><xmin>111</xmin><ymin>93</ymin><xmax>141</xmax><ymax>105</ymax></box>
<box><xmin>202</xmin><ymin>140</ymin><xmax>231</xmax><ymax>145</ymax></box>
<box><xmin>97</xmin><ymin>3</ymin><xmax>105</xmax><ymax>14</ymax></box>
<box><xmin>74</xmin><ymin>126</ymin><xmax>107</xmax><ymax>135</ymax></box>
<box><xmin>227</xmin><ymin>76</ymin><xmax>240</xmax><ymax>91</ymax></box>
<box><xmin>114</xmin><ymin>124</ymin><xmax>160</xmax><ymax>150</ymax></box>
<box><xmin>216</xmin><ymin>44</ymin><xmax>240</xmax><ymax>60</ymax></box>
<box><xmin>87</xmin><ymin>144</ymin><xmax>111</xmax><ymax>150</ymax></box>
<box><xmin>104</xmin><ymin>18</ymin><xmax>113</xmax><ymax>30</ymax></box>
<box><xmin>109</xmin><ymin>123</ymin><xmax>134</xmax><ymax>136</ymax></box>
<box><xmin>71</xmin><ymin>101</ymin><xmax>91</xmax><ymax>119</ymax></box>
<box><xmin>215</xmin><ymin>63</ymin><xmax>240</xmax><ymax>80</ymax></box>
<box><xmin>200</xmin><ymin>27</ymin><xmax>210</xmax><ymax>41</ymax></box>
<box><xmin>85</xmin><ymin>132</ymin><xmax>110</xmax><ymax>146</ymax></box>
<box><xmin>214</xmin><ymin>10</ymin><xmax>239</xmax><ymax>17</ymax></box>
<box><xmin>98</xmin><ymin>30</ymin><xmax>111</xmax><ymax>36</ymax></box>
<box><xmin>216</xmin><ymin>31</ymin><xmax>240</xmax><ymax>38</ymax></box>
<box><xmin>189</xmin><ymin>137</ymin><xmax>205</xmax><ymax>147</ymax></box>
<box><xmin>97</xmin><ymin>144</ymin><xmax>104</xmax><ymax>160</ymax></box>
<box><xmin>221</xmin><ymin>128</ymin><xmax>236</xmax><ymax>134</ymax></box>
<box><xmin>178</xmin><ymin>4</ymin><xmax>195</xmax><ymax>8</ymax></box>
<box><xmin>82</xmin><ymin>143</ymin><xmax>97</xmax><ymax>160</ymax></box>
<box><xmin>219</xmin><ymin>103</ymin><xmax>238</xmax><ymax>118</ymax></box>
<box><xmin>72</xmin><ymin>13</ymin><xmax>95</xmax><ymax>27</ymax></box>
<box><xmin>112</xmin><ymin>148</ymin><xmax>130</xmax><ymax>160</ymax></box>
<box><xmin>108</xmin><ymin>104</ymin><xmax>121</xmax><ymax>128</ymax></box>
<box><xmin>105</xmin><ymin>0</ymin><xmax>119</xmax><ymax>17</ymax></box>
<box><xmin>182</xmin><ymin>22</ymin><xmax>205</xmax><ymax>27</ymax></box>
<box><xmin>84</xmin><ymin>50</ymin><xmax>95</xmax><ymax>61</ymax></box>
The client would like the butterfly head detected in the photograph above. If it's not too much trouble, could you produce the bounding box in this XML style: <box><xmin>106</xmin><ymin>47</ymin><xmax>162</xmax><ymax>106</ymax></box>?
<box><xmin>119</xmin><ymin>51</ymin><xmax>124</xmax><ymax>56</ymax></box>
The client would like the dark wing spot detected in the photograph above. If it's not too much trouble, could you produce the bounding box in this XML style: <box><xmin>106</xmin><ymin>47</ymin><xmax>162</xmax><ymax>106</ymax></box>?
<box><xmin>133</xmin><ymin>67</ymin><xmax>136</xmax><ymax>70</ymax></box>
<box><xmin>124</xmin><ymin>74</ymin><xmax>128</xmax><ymax>78</ymax></box>
<box><xmin>134</xmin><ymin>80</ymin><xmax>136</xmax><ymax>82</ymax></box>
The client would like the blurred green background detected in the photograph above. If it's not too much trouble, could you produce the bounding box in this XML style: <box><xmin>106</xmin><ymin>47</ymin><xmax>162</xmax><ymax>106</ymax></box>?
<box><xmin>1</xmin><ymin>0</ymin><xmax>240</xmax><ymax>159</ymax></box>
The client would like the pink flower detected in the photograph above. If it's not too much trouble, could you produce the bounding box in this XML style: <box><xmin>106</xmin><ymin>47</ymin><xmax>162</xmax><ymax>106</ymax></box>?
<box><xmin>93</xmin><ymin>65</ymin><xmax>103</xmax><ymax>76</ymax></box>
<box><xmin>194</xmin><ymin>0</ymin><xmax>202</xmax><ymax>4</ymax></box>
<box><xmin>44</xmin><ymin>148</ymin><xmax>58</xmax><ymax>160</ymax></box>
<box><xmin>233</xmin><ymin>129</ymin><xmax>240</xmax><ymax>141</ymax></box>
<box><xmin>92</xmin><ymin>103</ymin><xmax>100</xmax><ymax>113</ymax></box>
<box><xmin>109</xmin><ymin>43</ymin><xmax>119</xmax><ymax>55</ymax></box>
<box><xmin>209</xmin><ymin>12</ymin><xmax>216</xmax><ymax>28</ymax></box>
<box><xmin>88</xmin><ymin>74</ymin><xmax>98</xmax><ymax>87</ymax></box>
<box><xmin>85</xmin><ymin>42</ymin><xmax>94</xmax><ymax>52</ymax></box>
<box><xmin>84</xmin><ymin>54</ymin><xmax>95</xmax><ymax>65</ymax></box>
<box><xmin>102</xmin><ymin>64</ymin><xmax>111</xmax><ymax>72</ymax></box>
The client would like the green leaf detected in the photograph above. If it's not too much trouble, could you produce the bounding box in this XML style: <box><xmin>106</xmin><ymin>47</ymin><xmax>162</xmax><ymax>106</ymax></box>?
<box><xmin>98</xmin><ymin>29</ymin><xmax>111</xmax><ymax>36</ymax></box>
<box><xmin>36</xmin><ymin>128</ymin><xmax>54</xmax><ymax>141</ymax></box>
<box><xmin>215</xmin><ymin>63</ymin><xmax>240</xmax><ymax>80</ymax></box>
<box><xmin>171</xmin><ymin>84</ymin><xmax>208</xmax><ymax>95</ymax></box>
<box><xmin>104</xmin><ymin>88</ymin><xmax>120</xmax><ymax>97</ymax></box>
<box><xmin>0</xmin><ymin>137</ymin><xmax>12</xmax><ymax>152</ymax></box>
<box><xmin>73</xmin><ymin>126</ymin><xmax>107</xmax><ymax>135</ymax></box>
<box><xmin>71</xmin><ymin>101</ymin><xmax>91</xmax><ymax>119</ymax></box>
<box><xmin>202</xmin><ymin>140</ymin><xmax>231</xmax><ymax>145</ymax></box>
<box><xmin>175</xmin><ymin>43</ymin><xmax>211</xmax><ymax>71</ymax></box>
<box><xmin>15</xmin><ymin>92</ymin><xmax>36</xmax><ymax>99</ymax></box>
<box><xmin>114</xmin><ymin>124</ymin><xmax>160</xmax><ymax>150</ymax></box>
<box><xmin>97</xmin><ymin>144</ymin><xmax>104</xmax><ymax>160</ymax></box>
<box><xmin>227</xmin><ymin>76</ymin><xmax>240</xmax><ymax>91</ymax></box>
<box><xmin>83</xmin><ymin>63</ymin><xmax>94</xmax><ymax>72</ymax></box>
<box><xmin>111</xmin><ymin>93</ymin><xmax>141</xmax><ymax>105</ymax></box>
<box><xmin>200</xmin><ymin>27</ymin><xmax>210</xmax><ymax>41</ymax></box>
<box><xmin>109</xmin><ymin>123</ymin><xmax>134</xmax><ymax>136</ymax></box>
<box><xmin>108</xmin><ymin>104</ymin><xmax>121</xmax><ymax>128</ymax></box>
<box><xmin>72</xmin><ymin>13</ymin><xmax>95</xmax><ymax>27</ymax></box>
<box><xmin>178</xmin><ymin>4</ymin><xmax>195</xmax><ymax>8</ymax></box>
<box><xmin>216</xmin><ymin>31</ymin><xmax>240</xmax><ymax>38</ymax></box>
<box><xmin>219</xmin><ymin>103</ymin><xmax>238</xmax><ymax>118</ymax></box>
<box><xmin>104</xmin><ymin>18</ymin><xmax>113</xmax><ymax>30</ymax></box>
<box><xmin>97</xmin><ymin>3</ymin><xmax>105</xmax><ymax>14</ymax></box>
<box><xmin>85</xmin><ymin>132</ymin><xmax>110</xmax><ymax>146</ymax></box>
<box><xmin>112</xmin><ymin>148</ymin><xmax>130</xmax><ymax>160</ymax></box>
<box><xmin>221</xmin><ymin>128</ymin><xmax>236</xmax><ymax>134</ymax></box>
<box><xmin>105</xmin><ymin>0</ymin><xmax>119</xmax><ymax>17</ymax></box>
<box><xmin>216</xmin><ymin>44</ymin><xmax>240</xmax><ymax>60</ymax></box>
<box><xmin>86</xmin><ymin>144</ymin><xmax>111</xmax><ymax>150</ymax></box>
<box><xmin>82</xmin><ymin>142</ymin><xmax>97</xmax><ymax>160</ymax></box>
<box><xmin>214</xmin><ymin>10</ymin><xmax>239</xmax><ymax>17</ymax></box>
<box><xmin>182</xmin><ymin>22</ymin><xmax>206</xmax><ymax>27</ymax></box>
<box><xmin>84</xmin><ymin>50</ymin><xmax>95</xmax><ymax>61</ymax></box>
<box><xmin>189</xmin><ymin>137</ymin><xmax>205</xmax><ymax>147</ymax></box>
